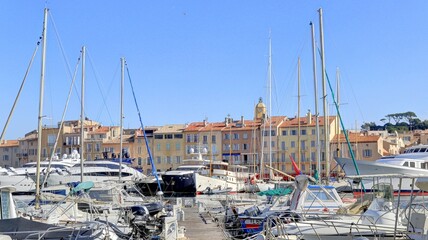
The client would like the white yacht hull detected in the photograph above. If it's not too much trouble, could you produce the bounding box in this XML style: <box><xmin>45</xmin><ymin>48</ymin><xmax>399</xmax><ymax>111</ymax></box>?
<box><xmin>335</xmin><ymin>157</ymin><xmax>428</xmax><ymax>194</ymax></box>
<box><xmin>195</xmin><ymin>173</ymin><xmax>246</xmax><ymax>193</ymax></box>
<box><xmin>0</xmin><ymin>175</ymin><xmax>36</xmax><ymax>193</ymax></box>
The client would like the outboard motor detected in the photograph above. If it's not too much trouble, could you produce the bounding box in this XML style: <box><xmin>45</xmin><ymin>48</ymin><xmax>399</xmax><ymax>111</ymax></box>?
<box><xmin>127</xmin><ymin>205</ymin><xmax>163</xmax><ymax>238</ymax></box>
<box><xmin>128</xmin><ymin>206</ymin><xmax>150</xmax><ymax>225</ymax></box>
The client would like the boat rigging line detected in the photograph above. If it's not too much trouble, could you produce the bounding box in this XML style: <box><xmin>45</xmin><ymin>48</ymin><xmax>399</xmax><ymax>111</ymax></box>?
<box><xmin>125</xmin><ymin>62</ymin><xmax>163</xmax><ymax>193</ymax></box>
<box><xmin>0</xmin><ymin>37</ymin><xmax>41</xmax><ymax>142</ymax></box>
<box><xmin>317</xmin><ymin>48</ymin><xmax>365</xmax><ymax>191</ymax></box>
<box><xmin>42</xmin><ymin>52</ymin><xmax>82</xmax><ymax>187</ymax></box>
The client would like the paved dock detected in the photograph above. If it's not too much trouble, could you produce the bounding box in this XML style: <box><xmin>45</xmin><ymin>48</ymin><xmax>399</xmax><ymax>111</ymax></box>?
<box><xmin>180</xmin><ymin>198</ymin><xmax>227</xmax><ymax>240</ymax></box>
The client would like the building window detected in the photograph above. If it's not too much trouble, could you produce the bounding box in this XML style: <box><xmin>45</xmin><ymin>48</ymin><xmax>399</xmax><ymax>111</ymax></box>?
<box><xmin>301</xmin><ymin>129</ymin><xmax>307</xmax><ymax>135</ymax></box>
<box><xmin>174</xmin><ymin>134</ymin><xmax>183</xmax><ymax>139</ymax></box>
<box><xmin>271</xmin><ymin>141</ymin><xmax>275</xmax><ymax>147</ymax></box>
<box><xmin>47</xmin><ymin>134</ymin><xmax>56</xmax><ymax>146</ymax></box>
<box><xmin>301</xmin><ymin>140</ymin><xmax>306</xmax><ymax>150</ymax></box>
<box><xmin>291</xmin><ymin>141</ymin><xmax>295</xmax><ymax>148</ymax></box>
<box><xmin>203</xmin><ymin>135</ymin><xmax>208</xmax><ymax>144</ymax></box>
<box><xmin>166</xmin><ymin>143</ymin><xmax>170</xmax><ymax>151</ymax></box>
<box><xmin>3</xmin><ymin>155</ymin><xmax>9</xmax><ymax>161</ymax></box>
<box><xmin>212</xmin><ymin>135</ymin><xmax>216</xmax><ymax>143</ymax></box>
<box><xmin>166</xmin><ymin>156</ymin><xmax>171</xmax><ymax>164</ymax></box>
<box><xmin>175</xmin><ymin>143</ymin><xmax>181</xmax><ymax>151</ymax></box>
<box><xmin>233</xmin><ymin>133</ymin><xmax>239</xmax><ymax>140</ymax></box>
<box><xmin>95</xmin><ymin>143</ymin><xmax>100</xmax><ymax>152</ymax></box>
<box><xmin>154</xmin><ymin>135</ymin><xmax>163</xmax><ymax>139</ymax></box>
<box><xmin>176</xmin><ymin>156</ymin><xmax>181</xmax><ymax>164</ymax></box>
<box><xmin>243</xmin><ymin>143</ymin><xmax>248</xmax><ymax>150</ymax></box>
<box><xmin>186</xmin><ymin>134</ymin><xmax>191</xmax><ymax>143</ymax></box>
<box><xmin>193</xmin><ymin>135</ymin><xmax>198</xmax><ymax>143</ymax></box>
<box><xmin>271</xmin><ymin>130</ymin><xmax>275</xmax><ymax>136</ymax></box>
<box><xmin>157</xmin><ymin>157</ymin><xmax>161</xmax><ymax>164</ymax></box>
<box><xmin>263</xmin><ymin>141</ymin><xmax>267</xmax><ymax>148</ymax></box>
<box><xmin>212</xmin><ymin>145</ymin><xmax>217</xmax><ymax>154</ymax></box>
<box><xmin>291</xmin><ymin>130</ymin><xmax>297</xmax><ymax>136</ymax></box>
<box><xmin>224</xmin><ymin>133</ymin><xmax>230</xmax><ymax>140</ymax></box>
<box><xmin>156</xmin><ymin>144</ymin><xmax>161</xmax><ymax>151</ymax></box>
<box><xmin>281</xmin><ymin>141</ymin><xmax>286</xmax><ymax>150</ymax></box>
<box><xmin>165</xmin><ymin>134</ymin><xmax>173</xmax><ymax>139</ymax></box>
<box><xmin>233</xmin><ymin>144</ymin><xmax>239</xmax><ymax>150</ymax></box>
<box><xmin>243</xmin><ymin>133</ymin><xmax>248</xmax><ymax>139</ymax></box>
<box><xmin>312</xmin><ymin>129</ymin><xmax>316</xmax><ymax>135</ymax></box>
<box><xmin>282</xmin><ymin>130</ymin><xmax>288</xmax><ymax>136</ymax></box>
<box><xmin>281</xmin><ymin>153</ymin><xmax>286</xmax><ymax>162</ymax></box>
<box><xmin>138</xmin><ymin>146</ymin><xmax>142</xmax><ymax>154</ymax></box>
<box><xmin>311</xmin><ymin>140</ymin><xmax>315</xmax><ymax>147</ymax></box>
<box><xmin>86</xmin><ymin>144</ymin><xmax>92</xmax><ymax>153</ymax></box>
<box><xmin>363</xmin><ymin>149</ymin><xmax>372</xmax><ymax>158</ymax></box>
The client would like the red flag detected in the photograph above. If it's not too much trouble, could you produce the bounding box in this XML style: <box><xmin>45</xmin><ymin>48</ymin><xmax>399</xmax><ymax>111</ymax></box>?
<box><xmin>289</xmin><ymin>155</ymin><xmax>301</xmax><ymax>175</ymax></box>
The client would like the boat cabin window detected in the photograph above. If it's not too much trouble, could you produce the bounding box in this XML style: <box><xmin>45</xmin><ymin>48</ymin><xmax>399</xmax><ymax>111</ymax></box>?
<box><xmin>176</xmin><ymin>166</ymin><xmax>203</xmax><ymax>171</ymax></box>
<box><xmin>422</xmin><ymin>163</ymin><xmax>428</xmax><ymax>169</ymax></box>
<box><xmin>83</xmin><ymin>163</ymin><xmax>123</xmax><ymax>169</ymax></box>
<box><xmin>410</xmin><ymin>162</ymin><xmax>416</xmax><ymax>168</ymax></box>
<box><xmin>403</xmin><ymin>162</ymin><xmax>409</xmax><ymax>167</ymax></box>
<box><xmin>421</xmin><ymin>148</ymin><xmax>428</xmax><ymax>152</ymax></box>
<box><xmin>306</xmin><ymin>189</ymin><xmax>338</xmax><ymax>202</ymax></box>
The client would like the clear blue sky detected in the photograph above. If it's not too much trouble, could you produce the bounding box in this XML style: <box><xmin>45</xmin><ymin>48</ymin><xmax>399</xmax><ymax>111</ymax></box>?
<box><xmin>1</xmin><ymin>1</ymin><xmax>428</xmax><ymax>139</ymax></box>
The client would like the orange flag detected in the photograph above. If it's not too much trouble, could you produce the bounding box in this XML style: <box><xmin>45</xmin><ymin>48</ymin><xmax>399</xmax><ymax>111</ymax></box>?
<box><xmin>289</xmin><ymin>155</ymin><xmax>301</xmax><ymax>175</ymax></box>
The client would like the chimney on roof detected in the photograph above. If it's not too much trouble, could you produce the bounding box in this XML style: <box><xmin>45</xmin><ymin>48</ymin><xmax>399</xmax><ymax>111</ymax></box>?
<box><xmin>241</xmin><ymin>116</ymin><xmax>245</xmax><ymax>126</ymax></box>
<box><xmin>307</xmin><ymin>110</ymin><xmax>312</xmax><ymax>125</ymax></box>
<box><xmin>203</xmin><ymin>119</ymin><xmax>208</xmax><ymax>127</ymax></box>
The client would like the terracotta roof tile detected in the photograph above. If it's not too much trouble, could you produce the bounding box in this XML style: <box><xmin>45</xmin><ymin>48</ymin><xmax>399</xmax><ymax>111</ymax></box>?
<box><xmin>331</xmin><ymin>133</ymin><xmax>380</xmax><ymax>143</ymax></box>
<box><xmin>0</xmin><ymin>140</ymin><xmax>19</xmax><ymax>147</ymax></box>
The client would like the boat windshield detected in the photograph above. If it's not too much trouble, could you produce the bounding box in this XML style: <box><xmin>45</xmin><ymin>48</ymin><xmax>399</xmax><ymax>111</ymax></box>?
<box><xmin>306</xmin><ymin>188</ymin><xmax>339</xmax><ymax>202</ymax></box>
<box><xmin>176</xmin><ymin>166</ymin><xmax>204</xmax><ymax>171</ymax></box>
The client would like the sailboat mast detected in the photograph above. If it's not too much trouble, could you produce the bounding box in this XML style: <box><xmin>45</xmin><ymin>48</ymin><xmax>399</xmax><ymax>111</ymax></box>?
<box><xmin>119</xmin><ymin>57</ymin><xmax>125</xmax><ymax>182</ymax></box>
<box><xmin>268</xmin><ymin>31</ymin><xmax>272</xmax><ymax>179</ymax></box>
<box><xmin>80</xmin><ymin>46</ymin><xmax>85</xmax><ymax>183</ymax></box>
<box><xmin>319</xmin><ymin>8</ymin><xmax>330</xmax><ymax>182</ymax></box>
<box><xmin>297</xmin><ymin>57</ymin><xmax>301</xmax><ymax>170</ymax></box>
<box><xmin>35</xmin><ymin>8</ymin><xmax>48</xmax><ymax>210</ymax></box>
<box><xmin>336</xmin><ymin>67</ymin><xmax>341</xmax><ymax>158</ymax></box>
<box><xmin>310</xmin><ymin>22</ymin><xmax>321</xmax><ymax>179</ymax></box>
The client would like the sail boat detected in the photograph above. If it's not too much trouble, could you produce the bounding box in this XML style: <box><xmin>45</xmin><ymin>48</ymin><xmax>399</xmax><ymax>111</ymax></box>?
<box><xmin>256</xmin><ymin>32</ymin><xmax>276</xmax><ymax>192</ymax></box>
<box><xmin>43</xmin><ymin>57</ymin><xmax>146</xmax><ymax>188</ymax></box>
<box><xmin>0</xmin><ymin>8</ymin><xmax>120</xmax><ymax>239</ymax></box>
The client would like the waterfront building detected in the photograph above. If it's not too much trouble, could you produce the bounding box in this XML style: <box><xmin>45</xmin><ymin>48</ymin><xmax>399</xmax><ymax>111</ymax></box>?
<box><xmin>17</xmin><ymin>130</ymin><xmax>38</xmax><ymax>164</ymax></box>
<box><xmin>278</xmin><ymin>114</ymin><xmax>336</xmax><ymax>177</ymax></box>
<box><xmin>331</xmin><ymin>132</ymin><xmax>384</xmax><ymax>162</ymax></box>
<box><xmin>0</xmin><ymin>140</ymin><xmax>19</xmax><ymax>168</ymax></box>
<box><xmin>151</xmin><ymin>124</ymin><xmax>185</xmax><ymax>172</ymax></box>
<box><xmin>221</xmin><ymin>116</ymin><xmax>262</xmax><ymax>173</ymax></box>
<box><xmin>259</xmin><ymin>115</ymin><xmax>287</xmax><ymax>177</ymax></box>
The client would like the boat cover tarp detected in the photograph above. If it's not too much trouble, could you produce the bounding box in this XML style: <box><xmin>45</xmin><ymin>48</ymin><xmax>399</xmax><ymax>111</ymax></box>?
<box><xmin>0</xmin><ymin>217</ymin><xmax>100</xmax><ymax>239</ymax></box>
<box><xmin>257</xmin><ymin>188</ymin><xmax>293</xmax><ymax>196</ymax></box>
